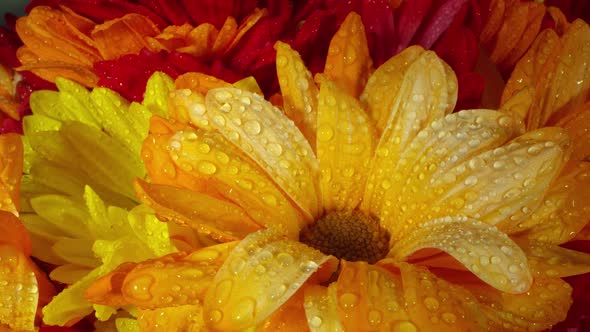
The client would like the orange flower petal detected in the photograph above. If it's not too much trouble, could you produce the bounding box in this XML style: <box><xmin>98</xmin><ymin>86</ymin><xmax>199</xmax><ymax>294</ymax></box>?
<box><xmin>361</xmin><ymin>45</ymin><xmax>425</xmax><ymax>133</ymax></box>
<box><xmin>501</xmin><ymin>2</ymin><xmax>545</xmax><ymax>69</ymax></box>
<box><xmin>362</xmin><ymin>50</ymin><xmax>457</xmax><ymax>221</ymax></box>
<box><xmin>317</xmin><ymin>79</ymin><xmax>375</xmax><ymax>211</ymax></box>
<box><xmin>212</xmin><ymin>17</ymin><xmax>238</xmax><ymax>55</ymax></box>
<box><xmin>258</xmin><ymin>290</ymin><xmax>309</xmax><ymax>332</ymax></box>
<box><xmin>303</xmin><ymin>284</ymin><xmax>344</xmax><ymax>332</ymax></box>
<box><xmin>204</xmin><ymin>230</ymin><xmax>333</xmax><ymax>331</ymax></box>
<box><xmin>184</xmin><ymin>23</ymin><xmax>218</xmax><ymax>59</ymax></box>
<box><xmin>0</xmin><ymin>211</ymin><xmax>31</xmax><ymax>256</ymax></box>
<box><xmin>138</xmin><ymin>304</ymin><xmax>204</xmax><ymax>332</ymax></box>
<box><xmin>489</xmin><ymin>3</ymin><xmax>535</xmax><ymax>67</ymax></box>
<box><xmin>0</xmin><ymin>134</ymin><xmax>22</xmax><ymax>215</ymax></box>
<box><xmin>174</xmin><ymin>72</ymin><xmax>231</xmax><ymax>93</ymax></box>
<box><xmin>84</xmin><ymin>262</ymin><xmax>136</xmax><ymax>306</ymax></box>
<box><xmin>0</xmin><ymin>245</ymin><xmax>39</xmax><ymax>331</ymax></box>
<box><xmin>91</xmin><ymin>14</ymin><xmax>160</xmax><ymax>60</ymax></box>
<box><xmin>519</xmin><ymin>240</ymin><xmax>590</xmax><ymax>278</ymax></box>
<box><xmin>134</xmin><ymin>179</ymin><xmax>260</xmax><ymax>242</ymax></box>
<box><xmin>205</xmin><ymin>88</ymin><xmax>320</xmax><ymax>220</ymax></box>
<box><xmin>275</xmin><ymin>41</ymin><xmax>319</xmax><ymax>149</ymax></box>
<box><xmin>464</xmin><ymin>277</ymin><xmax>572</xmax><ymax>330</ymax></box>
<box><xmin>392</xmin><ymin>216</ymin><xmax>532</xmax><ymax>294</ymax></box>
<box><xmin>323</xmin><ymin>12</ymin><xmax>372</xmax><ymax>98</ymax></box>
<box><xmin>510</xmin><ymin>161</ymin><xmax>590</xmax><ymax>243</ymax></box>
<box><xmin>556</xmin><ymin>102</ymin><xmax>590</xmax><ymax>161</ymax></box>
<box><xmin>224</xmin><ymin>8</ymin><xmax>265</xmax><ymax>54</ymax></box>
<box><xmin>480</xmin><ymin>0</ymin><xmax>506</xmax><ymax>46</ymax></box>
<box><xmin>398</xmin><ymin>263</ymin><xmax>486</xmax><ymax>331</ymax></box>
<box><xmin>332</xmin><ymin>261</ymin><xmax>410</xmax><ymax>331</ymax></box>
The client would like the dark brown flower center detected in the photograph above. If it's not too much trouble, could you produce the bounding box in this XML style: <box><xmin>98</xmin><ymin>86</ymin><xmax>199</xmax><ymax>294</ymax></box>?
<box><xmin>299</xmin><ymin>210</ymin><xmax>390</xmax><ymax>263</ymax></box>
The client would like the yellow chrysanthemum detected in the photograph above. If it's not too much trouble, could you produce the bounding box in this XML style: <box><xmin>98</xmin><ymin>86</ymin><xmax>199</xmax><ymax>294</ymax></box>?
<box><xmin>20</xmin><ymin>73</ymin><xmax>179</xmax><ymax>327</ymax></box>
<box><xmin>84</xmin><ymin>13</ymin><xmax>590</xmax><ymax>331</ymax></box>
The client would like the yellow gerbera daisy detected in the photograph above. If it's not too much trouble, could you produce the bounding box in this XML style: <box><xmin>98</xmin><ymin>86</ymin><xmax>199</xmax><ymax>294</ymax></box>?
<box><xmin>84</xmin><ymin>13</ymin><xmax>590</xmax><ymax>331</ymax></box>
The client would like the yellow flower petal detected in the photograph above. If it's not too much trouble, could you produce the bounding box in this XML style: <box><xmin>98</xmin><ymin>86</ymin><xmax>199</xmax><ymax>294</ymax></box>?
<box><xmin>275</xmin><ymin>41</ymin><xmax>319</xmax><ymax>149</ymax></box>
<box><xmin>464</xmin><ymin>277</ymin><xmax>572</xmax><ymax>331</ymax></box>
<box><xmin>374</xmin><ymin>110</ymin><xmax>523</xmax><ymax>238</ymax></box>
<box><xmin>138</xmin><ymin>305</ymin><xmax>203</xmax><ymax>332</ymax></box>
<box><xmin>204</xmin><ymin>230</ymin><xmax>333</xmax><ymax>331</ymax></box>
<box><xmin>510</xmin><ymin>161</ymin><xmax>590</xmax><ymax>243</ymax></box>
<box><xmin>205</xmin><ymin>87</ymin><xmax>320</xmax><ymax>220</ymax></box>
<box><xmin>397</xmin><ymin>263</ymin><xmax>486</xmax><ymax>331</ymax></box>
<box><xmin>317</xmin><ymin>79</ymin><xmax>375</xmax><ymax>211</ymax></box>
<box><xmin>232</xmin><ymin>76</ymin><xmax>263</xmax><ymax>96</ymax></box>
<box><xmin>0</xmin><ymin>245</ymin><xmax>38</xmax><ymax>332</ymax></box>
<box><xmin>323</xmin><ymin>12</ymin><xmax>372</xmax><ymax>98</ymax></box>
<box><xmin>332</xmin><ymin>261</ymin><xmax>409</xmax><ymax>330</ymax></box>
<box><xmin>519</xmin><ymin>240</ymin><xmax>590</xmax><ymax>278</ymax></box>
<box><xmin>0</xmin><ymin>133</ymin><xmax>23</xmax><ymax>215</ymax></box>
<box><xmin>361</xmin><ymin>46</ymin><xmax>425</xmax><ymax>133</ymax></box>
<box><xmin>303</xmin><ymin>285</ymin><xmax>344</xmax><ymax>332</ymax></box>
<box><xmin>142</xmin><ymin>72</ymin><xmax>173</xmax><ymax>118</ymax></box>
<box><xmin>362</xmin><ymin>50</ymin><xmax>457</xmax><ymax>218</ymax></box>
<box><xmin>391</xmin><ymin>216</ymin><xmax>532</xmax><ymax>294</ymax></box>
<box><xmin>134</xmin><ymin>179</ymin><xmax>259</xmax><ymax>242</ymax></box>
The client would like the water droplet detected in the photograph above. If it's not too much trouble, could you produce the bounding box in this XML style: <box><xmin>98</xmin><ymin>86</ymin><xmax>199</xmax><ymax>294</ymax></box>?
<box><xmin>262</xmin><ymin>194</ymin><xmax>278</xmax><ymax>206</ymax></box>
<box><xmin>318</xmin><ymin>125</ymin><xmax>334</xmax><ymax>142</ymax></box>
<box><xmin>300</xmin><ymin>260</ymin><xmax>319</xmax><ymax>273</ymax></box>
<box><xmin>254</xmin><ymin>264</ymin><xmax>266</xmax><ymax>275</ymax></box>
<box><xmin>392</xmin><ymin>321</ymin><xmax>417</xmax><ymax>332</ymax></box>
<box><xmin>231</xmin><ymin>297</ymin><xmax>256</xmax><ymax>324</ymax></box>
<box><xmin>198</xmin><ymin>143</ymin><xmax>211</xmax><ymax>154</ymax></box>
<box><xmin>124</xmin><ymin>274</ymin><xmax>155</xmax><ymax>301</ymax></box>
<box><xmin>208</xmin><ymin>309</ymin><xmax>223</xmax><ymax>324</ymax></box>
<box><xmin>490</xmin><ymin>256</ymin><xmax>502</xmax><ymax>264</ymax></box>
<box><xmin>423</xmin><ymin>297</ymin><xmax>440</xmax><ymax>311</ymax></box>
<box><xmin>162</xmin><ymin>162</ymin><xmax>177</xmax><ymax>178</ymax></box>
<box><xmin>277</xmin><ymin>253</ymin><xmax>294</xmax><ymax>267</ymax></box>
<box><xmin>309</xmin><ymin>315</ymin><xmax>323</xmax><ymax>327</ymax></box>
<box><xmin>368</xmin><ymin>309</ymin><xmax>382</xmax><ymax>325</ymax></box>
<box><xmin>198</xmin><ymin>161</ymin><xmax>217</xmax><ymax>175</ymax></box>
<box><xmin>442</xmin><ymin>312</ymin><xmax>457</xmax><ymax>324</ymax></box>
<box><xmin>339</xmin><ymin>293</ymin><xmax>359</xmax><ymax>308</ymax></box>
<box><xmin>244</xmin><ymin>120</ymin><xmax>262</xmax><ymax>135</ymax></box>
<box><xmin>230</xmin><ymin>258</ymin><xmax>246</xmax><ymax>275</ymax></box>
<box><xmin>464</xmin><ymin>175</ymin><xmax>478</xmax><ymax>186</ymax></box>
<box><xmin>216</xmin><ymin>151</ymin><xmax>230</xmax><ymax>164</ymax></box>
<box><xmin>212</xmin><ymin>115</ymin><xmax>226</xmax><ymax>126</ymax></box>
<box><xmin>267</xmin><ymin>143</ymin><xmax>283</xmax><ymax>156</ymax></box>
<box><xmin>214</xmin><ymin>279</ymin><xmax>233</xmax><ymax>305</ymax></box>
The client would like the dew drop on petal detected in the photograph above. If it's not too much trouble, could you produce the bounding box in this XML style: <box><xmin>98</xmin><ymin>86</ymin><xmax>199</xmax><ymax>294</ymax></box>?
<box><xmin>339</xmin><ymin>292</ymin><xmax>359</xmax><ymax>308</ymax></box>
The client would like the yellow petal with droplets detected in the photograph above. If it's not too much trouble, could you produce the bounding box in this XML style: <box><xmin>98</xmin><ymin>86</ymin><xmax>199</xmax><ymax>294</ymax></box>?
<box><xmin>275</xmin><ymin>41</ymin><xmax>318</xmax><ymax>149</ymax></box>
<box><xmin>0</xmin><ymin>134</ymin><xmax>23</xmax><ymax>215</ymax></box>
<box><xmin>168</xmin><ymin>89</ymin><xmax>211</xmax><ymax>130</ymax></box>
<box><xmin>138</xmin><ymin>305</ymin><xmax>204</xmax><ymax>332</ymax></box>
<box><xmin>498</xmin><ymin>87</ymin><xmax>533</xmax><ymax>122</ymax></box>
<box><xmin>205</xmin><ymin>87</ymin><xmax>320</xmax><ymax>220</ymax></box>
<box><xmin>332</xmin><ymin>261</ymin><xmax>409</xmax><ymax>331</ymax></box>
<box><xmin>556</xmin><ymin>102</ymin><xmax>590</xmax><ymax>161</ymax></box>
<box><xmin>431</xmin><ymin>127</ymin><xmax>569</xmax><ymax>229</ymax></box>
<box><xmin>392</xmin><ymin>216</ymin><xmax>532</xmax><ymax>294</ymax></box>
<box><xmin>323</xmin><ymin>12</ymin><xmax>372</xmax><ymax>98</ymax></box>
<box><xmin>120</xmin><ymin>243</ymin><xmax>235</xmax><ymax>309</ymax></box>
<box><xmin>375</xmin><ymin>110</ymin><xmax>523</xmax><ymax>239</ymax></box>
<box><xmin>0</xmin><ymin>245</ymin><xmax>38</xmax><ymax>332</ymax></box>
<box><xmin>165</xmin><ymin>127</ymin><xmax>304</xmax><ymax>236</ymax></box>
<box><xmin>397</xmin><ymin>263</ymin><xmax>486</xmax><ymax>331</ymax></box>
<box><xmin>317</xmin><ymin>79</ymin><xmax>375</xmax><ymax>211</ymax></box>
<box><xmin>142</xmin><ymin>72</ymin><xmax>173</xmax><ymax>117</ymax></box>
<box><xmin>361</xmin><ymin>46</ymin><xmax>424</xmax><ymax>133</ymax></box>
<box><xmin>233</xmin><ymin>76</ymin><xmax>263</xmax><ymax>96</ymax></box>
<box><xmin>465</xmin><ymin>277</ymin><xmax>572</xmax><ymax>331</ymax></box>
<box><xmin>510</xmin><ymin>161</ymin><xmax>590</xmax><ymax>243</ymax></box>
<box><xmin>258</xmin><ymin>290</ymin><xmax>309</xmax><ymax>331</ymax></box>
<box><xmin>134</xmin><ymin>179</ymin><xmax>260</xmax><ymax>242</ymax></box>
<box><xmin>362</xmin><ymin>51</ymin><xmax>457</xmax><ymax>218</ymax></box>
<box><xmin>303</xmin><ymin>285</ymin><xmax>344</xmax><ymax>332</ymax></box>
<box><xmin>518</xmin><ymin>240</ymin><xmax>590</xmax><ymax>278</ymax></box>
<box><xmin>204</xmin><ymin>230</ymin><xmax>333</xmax><ymax>331</ymax></box>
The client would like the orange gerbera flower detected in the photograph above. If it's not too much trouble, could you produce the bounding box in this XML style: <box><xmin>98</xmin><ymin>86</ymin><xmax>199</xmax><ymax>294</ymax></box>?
<box><xmin>83</xmin><ymin>13</ymin><xmax>590</xmax><ymax>331</ymax></box>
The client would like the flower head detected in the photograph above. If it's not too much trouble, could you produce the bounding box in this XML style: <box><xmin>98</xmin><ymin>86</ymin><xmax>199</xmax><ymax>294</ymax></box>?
<box><xmin>79</xmin><ymin>13</ymin><xmax>590</xmax><ymax>331</ymax></box>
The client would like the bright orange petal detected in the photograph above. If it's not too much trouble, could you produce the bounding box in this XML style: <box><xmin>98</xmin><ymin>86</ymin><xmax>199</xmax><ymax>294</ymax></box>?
<box><xmin>556</xmin><ymin>102</ymin><xmax>590</xmax><ymax>161</ymax></box>
<box><xmin>182</xmin><ymin>23</ymin><xmax>218</xmax><ymax>59</ymax></box>
<box><xmin>501</xmin><ymin>2</ymin><xmax>545</xmax><ymax>69</ymax></box>
<box><xmin>0</xmin><ymin>211</ymin><xmax>31</xmax><ymax>255</ymax></box>
<box><xmin>224</xmin><ymin>8</ymin><xmax>265</xmax><ymax>54</ymax></box>
<box><xmin>205</xmin><ymin>88</ymin><xmax>320</xmax><ymax>220</ymax></box>
<box><xmin>258</xmin><ymin>289</ymin><xmax>309</xmax><ymax>332</ymax></box>
<box><xmin>519</xmin><ymin>239</ymin><xmax>590</xmax><ymax>278</ymax></box>
<box><xmin>275</xmin><ymin>41</ymin><xmax>318</xmax><ymax>149</ymax></box>
<box><xmin>317</xmin><ymin>79</ymin><xmax>375</xmax><ymax>211</ymax></box>
<box><xmin>0</xmin><ymin>134</ymin><xmax>23</xmax><ymax>215</ymax></box>
<box><xmin>332</xmin><ymin>261</ymin><xmax>410</xmax><ymax>330</ymax></box>
<box><xmin>323</xmin><ymin>12</ymin><xmax>372</xmax><ymax>98</ymax></box>
<box><xmin>303</xmin><ymin>284</ymin><xmax>344</xmax><ymax>332</ymax></box>
<box><xmin>212</xmin><ymin>17</ymin><xmax>238</xmax><ymax>55</ymax></box>
<box><xmin>138</xmin><ymin>304</ymin><xmax>204</xmax><ymax>332</ymax></box>
<box><xmin>204</xmin><ymin>230</ymin><xmax>333</xmax><ymax>331</ymax></box>
<box><xmin>91</xmin><ymin>14</ymin><xmax>160</xmax><ymax>60</ymax></box>
<box><xmin>480</xmin><ymin>0</ymin><xmax>506</xmax><ymax>47</ymax></box>
<box><xmin>0</xmin><ymin>245</ymin><xmax>39</xmax><ymax>331</ymax></box>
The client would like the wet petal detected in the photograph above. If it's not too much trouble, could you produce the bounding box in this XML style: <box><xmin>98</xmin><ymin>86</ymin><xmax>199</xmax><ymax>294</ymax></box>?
<box><xmin>91</xmin><ymin>14</ymin><xmax>160</xmax><ymax>60</ymax></box>
<box><xmin>397</xmin><ymin>263</ymin><xmax>486</xmax><ymax>331</ymax></box>
<box><xmin>511</xmin><ymin>161</ymin><xmax>590</xmax><ymax>243</ymax></box>
<box><xmin>205</xmin><ymin>87</ymin><xmax>320</xmax><ymax>219</ymax></box>
<box><xmin>138</xmin><ymin>304</ymin><xmax>204</xmax><ymax>332</ymax></box>
<box><xmin>556</xmin><ymin>102</ymin><xmax>590</xmax><ymax>161</ymax></box>
<box><xmin>323</xmin><ymin>12</ymin><xmax>372</xmax><ymax>98</ymax></box>
<box><xmin>361</xmin><ymin>46</ymin><xmax>424</xmax><ymax>133</ymax></box>
<box><xmin>258</xmin><ymin>290</ymin><xmax>309</xmax><ymax>332</ymax></box>
<box><xmin>163</xmin><ymin>126</ymin><xmax>305</xmax><ymax>235</ymax></box>
<box><xmin>275</xmin><ymin>41</ymin><xmax>318</xmax><ymax>149</ymax></box>
<box><xmin>332</xmin><ymin>261</ymin><xmax>409</xmax><ymax>330</ymax></box>
<box><xmin>317</xmin><ymin>79</ymin><xmax>375</xmax><ymax>211</ymax></box>
<box><xmin>134</xmin><ymin>179</ymin><xmax>260</xmax><ymax>242</ymax></box>
<box><xmin>391</xmin><ymin>216</ymin><xmax>532</xmax><ymax>294</ymax></box>
<box><xmin>465</xmin><ymin>277</ymin><xmax>572</xmax><ymax>331</ymax></box>
<box><xmin>0</xmin><ymin>211</ymin><xmax>31</xmax><ymax>255</ymax></box>
<box><xmin>0</xmin><ymin>245</ymin><xmax>39</xmax><ymax>331</ymax></box>
<box><xmin>204</xmin><ymin>230</ymin><xmax>333</xmax><ymax>331</ymax></box>
<box><xmin>519</xmin><ymin>240</ymin><xmax>590</xmax><ymax>278</ymax></box>
<box><xmin>303</xmin><ymin>285</ymin><xmax>344</xmax><ymax>332</ymax></box>
<box><xmin>362</xmin><ymin>51</ymin><xmax>458</xmax><ymax>218</ymax></box>
<box><xmin>375</xmin><ymin>110</ymin><xmax>522</xmax><ymax>238</ymax></box>
<box><xmin>0</xmin><ymin>133</ymin><xmax>23</xmax><ymax>215</ymax></box>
